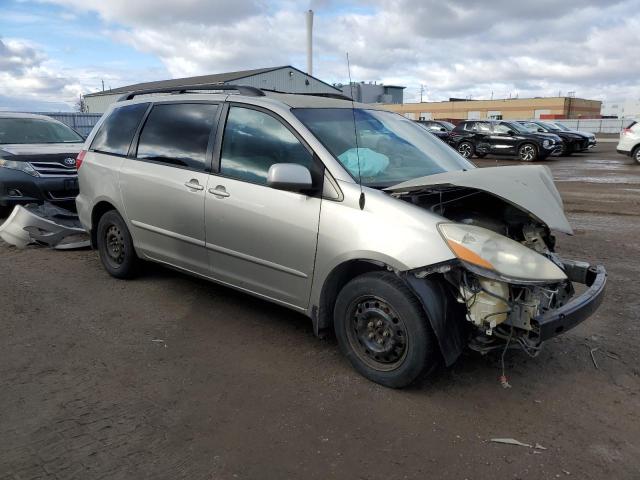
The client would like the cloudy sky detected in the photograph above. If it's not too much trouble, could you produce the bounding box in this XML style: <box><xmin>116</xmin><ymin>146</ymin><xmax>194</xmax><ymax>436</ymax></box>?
<box><xmin>1</xmin><ymin>0</ymin><xmax>639</xmax><ymax>111</ymax></box>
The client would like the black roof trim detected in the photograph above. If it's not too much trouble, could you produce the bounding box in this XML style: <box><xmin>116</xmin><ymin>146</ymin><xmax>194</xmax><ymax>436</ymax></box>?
<box><xmin>118</xmin><ymin>84</ymin><xmax>265</xmax><ymax>101</ymax></box>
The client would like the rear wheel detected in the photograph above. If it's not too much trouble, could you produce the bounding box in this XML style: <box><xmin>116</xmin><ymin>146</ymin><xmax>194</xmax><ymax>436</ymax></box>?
<box><xmin>518</xmin><ymin>143</ymin><xmax>538</xmax><ymax>162</ymax></box>
<box><xmin>633</xmin><ymin>145</ymin><xmax>640</xmax><ymax>164</ymax></box>
<box><xmin>96</xmin><ymin>210</ymin><xmax>139</xmax><ymax>279</ymax></box>
<box><xmin>334</xmin><ymin>272</ymin><xmax>439</xmax><ymax>388</ymax></box>
<box><xmin>457</xmin><ymin>141</ymin><xmax>475</xmax><ymax>159</ymax></box>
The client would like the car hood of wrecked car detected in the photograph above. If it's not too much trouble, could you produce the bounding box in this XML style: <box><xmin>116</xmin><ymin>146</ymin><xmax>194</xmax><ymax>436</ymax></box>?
<box><xmin>385</xmin><ymin>165</ymin><xmax>573</xmax><ymax>235</ymax></box>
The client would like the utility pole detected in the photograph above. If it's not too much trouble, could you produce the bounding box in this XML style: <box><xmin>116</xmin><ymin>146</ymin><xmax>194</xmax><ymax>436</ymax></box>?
<box><xmin>101</xmin><ymin>79</ymin><xmax>105</xmax><ymax>92</ymax></box>
<box><xmin>420</xmin><ymin>84</ymin><xmax>425</xmax><ymax>103</ymax></box>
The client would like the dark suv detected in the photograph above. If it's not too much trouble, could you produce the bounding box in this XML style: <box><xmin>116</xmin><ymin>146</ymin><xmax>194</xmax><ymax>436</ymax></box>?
<box><xmin>448</xmin><ymin>120</ymin><xmax>562</xmax><ymax>161</ymax></box>
<box><xmin>517</xmin><ymin>120</ymin><xmax>594</xmax><ymax>155</ymax></box>
<box><xmin>0</xmin><ymin>113</ymin><xmax>83</xmax><ymax>215</ymax></box>
<box><xmin>416</xmin><ymin>120</ymin><xmax>455</xmax><ymax>142</ymax></box>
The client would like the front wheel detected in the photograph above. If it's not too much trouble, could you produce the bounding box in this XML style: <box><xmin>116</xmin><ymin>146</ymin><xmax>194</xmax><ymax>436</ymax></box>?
<box><xmin>518</xmin><ymin>143</ymin><xmax>538</xmax><ymax>162</ymax></box>
<box><xmin>633</xmin><ymin>146</ymin><xmax>640</xmax><ymax>164</ymax></box>
<box><xmin>334</xmin><ymin>272</ymin><xmax>439</xmax><ymax>388</ymax></box>
<box><xmin>457</xmin><ymin>141</ymin><xmax>475</xmax><ymax>159</ymax></box>
<box><xmin>96</xmin><ymin>210</ymin><xmax>139</xmax><ymax>279</ymax></box>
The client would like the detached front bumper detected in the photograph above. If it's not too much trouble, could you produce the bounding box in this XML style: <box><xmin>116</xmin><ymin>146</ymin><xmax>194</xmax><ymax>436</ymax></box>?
<box><xmin>532</xmin><ymin>263</ymin><xmax>606</xmax><ymax>341</ymax></box>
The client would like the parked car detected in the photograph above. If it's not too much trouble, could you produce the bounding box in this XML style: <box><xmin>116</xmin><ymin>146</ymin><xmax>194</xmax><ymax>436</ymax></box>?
<box><xmin>553</xmin><ymin>122</ymin><xmax>596</xmax><ymax>150</ymax></box>
<box><xmin>417</xmin><ymin>120</ymin><xmax>455</xmax><ymax>142</ymax></box>
<box><xmin>76</xmin><ymin>86</ymin><xmax>606</xmax><ymax>388</ymax></box>
<box><xmin>0</xmin><ymin>112</ymin><xmax>83</xmax><ymax>216</ymax></box>
<box><xmin>520</xmin><ymin>120</ymin><xmax>595</xmax><ymax>154</ymax></box>
<box><xmin>616</xmin><ymin>120</ymin><xmax>640</xmax><ymax>163</ymax></box>
<box><xmin>448</xmin><ymin>120</ymin><xmax>562</xmax><ymax>161</ymax></box>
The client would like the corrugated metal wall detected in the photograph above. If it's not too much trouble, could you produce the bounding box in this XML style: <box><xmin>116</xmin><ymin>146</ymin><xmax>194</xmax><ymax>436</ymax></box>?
<box><xmin>232</xmin><ymin>68</ymin><xmax>340</xmax><ymax>94</ymax></box>
<box><xmin>84</xmin><ymin>93</ymin><xmax>122</xmax><ymax>114</ymax></box>
<box><xmin>30</xmin><ymin>112</ymin><xmax>102</xmax><ymax>137</ymax></box>
<box><xmin>81</xmin><ymin>68</ymin><xmax>341</xmax><ymax>114</ymax></box>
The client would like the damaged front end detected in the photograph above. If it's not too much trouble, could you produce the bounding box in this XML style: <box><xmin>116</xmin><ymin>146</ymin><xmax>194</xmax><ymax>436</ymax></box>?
<box><xmin>389</xmin><ymin>165</ymin><xmax>606</xmax><ymax>361</ymax></box>
<box><xmin>0</xmin><ymin>203</ymin><xmax>89</xmax><ymax>250</ymax></box>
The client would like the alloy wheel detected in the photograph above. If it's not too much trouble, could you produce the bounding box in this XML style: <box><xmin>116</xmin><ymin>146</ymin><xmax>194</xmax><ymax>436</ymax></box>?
<box><xmin>458</xmin><ymin>143</ymin><xmax>472</xmax><ymax>158</ymax></box>
<box><xmin>346</xmin><ymin>295</ymin><xmax>408</xmax><ymax>371</ymax></box>
<box><xmin>519</xmin><ymin>144</ymin><xmax>536</xmax><ymax>161</ymax></box>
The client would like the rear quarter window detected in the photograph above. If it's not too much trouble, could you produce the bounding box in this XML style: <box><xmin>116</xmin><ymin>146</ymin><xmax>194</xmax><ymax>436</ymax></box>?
<box><xmin>90</xmin><ymin>103</ymin><xmax>149</xmax><ymax>156</ymax></box>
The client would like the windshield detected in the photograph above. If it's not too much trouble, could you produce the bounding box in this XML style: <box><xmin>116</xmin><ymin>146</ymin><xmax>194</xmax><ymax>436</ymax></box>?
<box><xmin>519</xmin><ymin>122</ymin><xmax>543</xmax><ymax>133</ymax></box>
<box><xmin>0</xmin><ymin>118</ymin><xmax>83</xmax><ymax>144</ymax></box>
<box><xmin>502</xmin><ymin>121</ymin><xmax>528</xmax><ymax>134</ymax></box>
<box><xmin>438</xmin><ymin>121</ymin><xmax>455</xmax><ymax>131</ymax></box>
<box><xmin>551</xmin><ymin>122</ymin><xmax>571</xmax><ymax>131</ymax></box>
<box><xmin>293</xmin><ymin>108</ymin><xmax>473</xmax><ymax>187</ymax></box>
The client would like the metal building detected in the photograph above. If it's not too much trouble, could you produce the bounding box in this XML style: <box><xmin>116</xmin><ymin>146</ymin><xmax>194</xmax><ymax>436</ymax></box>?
<box><xmin>338</xmin><ymin>82</ymin><xmax>405</xmax><ymax>104</ymax></box>
<box><xmin>383</xmin><ymin>96</ymin><xmax>602</xmax><ymax>121</ymax></box>
<box><xmin>84</xmin><ymin>66</ymin><xmax>342</xmax><ymax>113</ymax></box>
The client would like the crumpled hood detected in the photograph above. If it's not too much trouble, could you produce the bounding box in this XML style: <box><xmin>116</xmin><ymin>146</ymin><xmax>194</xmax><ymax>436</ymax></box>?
<box><xmin>385</xmin><ymin>165</ymin><xmax>573</xmax><ymax>234</ymax></box>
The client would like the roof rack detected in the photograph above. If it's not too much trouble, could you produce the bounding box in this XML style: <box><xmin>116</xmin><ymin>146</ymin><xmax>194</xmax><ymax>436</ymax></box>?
<box><xmin>118</xmin><ymin>83</ymin><xmax>265</xmax><ymax>101</ymax></box>
<box><xmin>259</xmin><ymin>89</ymin><xmax>353</xmax><ymax>102</ymax></box>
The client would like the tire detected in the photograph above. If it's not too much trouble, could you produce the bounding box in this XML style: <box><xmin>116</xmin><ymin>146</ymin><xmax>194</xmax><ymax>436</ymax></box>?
<box><xmin>518</xmin><ymin>143</ymin><xmax>538</xmax><ymax>162</ymax></box>
<box><xmin>96</xmin><ymin>210</ymin><xmax>139</xmax><ymax>279</ymax></box>
<box><xmin>633</xmin><ymin>145</ymin><xmax>640</xmax><ymax>164</ymax></box>
<box><xmin>333</xmin><ymin>271</ymin><xmax>439</xmax><ymax>388</ymax></box>
<box><xmin>457</xmin><ymin>141</ymin><xmax>475</xmax><ymax>159</ymax></box>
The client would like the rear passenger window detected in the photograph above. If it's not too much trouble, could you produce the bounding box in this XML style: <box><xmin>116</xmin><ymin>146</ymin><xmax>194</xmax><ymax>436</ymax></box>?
<box><xmin>220</xmin><ymin>106</ymin><xmax>314</xmax><ymax>186</ymax></box>
<box><xmin>136</xmin><ymin>103</ymin><xmax>219</xmax><ymax>170</ymax></box>
<box><xmin>91</xmin><ymin>103</ymin><xmax>149</xmax><ymax>156</ymax></box>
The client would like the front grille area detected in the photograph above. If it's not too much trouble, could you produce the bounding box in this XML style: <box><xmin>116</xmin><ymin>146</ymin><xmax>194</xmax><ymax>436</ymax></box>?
<box><xmin>30</xmin><ymin>161</ymin><xmax>77</xmax><ymax>177</ymax></box>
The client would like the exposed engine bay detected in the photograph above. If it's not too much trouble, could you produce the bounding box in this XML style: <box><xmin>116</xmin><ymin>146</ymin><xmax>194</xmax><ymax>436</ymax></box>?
<box><xmin>396</xmin><ymin>185</ymin><xmax>580</xmax><ymax>355</ymax></box>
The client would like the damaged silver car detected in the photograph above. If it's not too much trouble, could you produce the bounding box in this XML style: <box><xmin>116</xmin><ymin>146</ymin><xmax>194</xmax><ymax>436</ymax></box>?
<box><xmin>76</xmin><ymin>86</ymin><xmax>606</xmax><ymax>388</ymax></box>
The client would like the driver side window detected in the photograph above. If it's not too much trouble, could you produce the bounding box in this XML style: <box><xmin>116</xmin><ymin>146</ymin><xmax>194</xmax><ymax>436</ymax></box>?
<box><xmin>220</xmin><ymin>106</ymin><xmax>315</xmax><ymax>186</ymax></box>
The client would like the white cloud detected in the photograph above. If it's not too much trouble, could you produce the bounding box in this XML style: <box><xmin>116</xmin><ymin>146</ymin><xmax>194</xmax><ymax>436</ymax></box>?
<box><xmin>4</xmin><ymin>0</ymin><xmax>640</xmax><ymax>110</ymax></box>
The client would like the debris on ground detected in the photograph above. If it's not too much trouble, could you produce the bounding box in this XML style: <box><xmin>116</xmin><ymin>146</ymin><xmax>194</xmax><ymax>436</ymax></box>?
<box><xmin>0</xmin><ymin>203</ymin><xmax>89</xmax><ymax>250</ymax></box>
<box><xmin>589</xmin><ymin>347</ymin><xmax>600</xmax><ymax>369</ymax></box>
<box><xmin>490</xmin><ymin>438</ymin><xmax>532</xmax><ymax>448</ymax></box>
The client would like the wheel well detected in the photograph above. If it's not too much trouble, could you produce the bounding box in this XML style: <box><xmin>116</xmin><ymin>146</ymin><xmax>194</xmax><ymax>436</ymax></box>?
<box><xmin>90</xmin><ymin>201</ymin><xmax>116</xmax><ymax>248</ymax></box>
<box><xmin>316</xmin><ymin>260</ymin><xmax>387</xmax><ymax>336</ymax></box>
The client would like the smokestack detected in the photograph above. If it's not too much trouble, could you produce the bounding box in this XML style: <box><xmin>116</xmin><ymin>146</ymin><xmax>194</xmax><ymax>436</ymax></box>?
<box><xmin>306</xmin><ymin>9</ymin><xmax>314</xmax><ymax>76</ymax></box>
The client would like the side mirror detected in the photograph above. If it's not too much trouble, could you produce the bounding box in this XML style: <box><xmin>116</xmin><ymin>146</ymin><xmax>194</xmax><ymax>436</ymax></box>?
<box><xmin>538</xmin><ymin>128</ymin><xmax>544</xmax><ymax>133</ymax></box>
<box><xmin>507</xmin><ymin>130</ymin><xmax>515</xmax><ymax>135</ymax></box>
<box><xmin>440</xmin><ymin>127</ymin><xmax>446</xmax><ymax>132</ymax></box>
<box><xmin>267</xmin><ymin>163</ymin><xmax>313</xmax><ymax>192</ymax></box>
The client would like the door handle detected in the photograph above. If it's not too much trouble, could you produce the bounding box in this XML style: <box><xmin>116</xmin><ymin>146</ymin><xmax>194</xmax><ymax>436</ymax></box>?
<box><xmin>184</xmin><ymin>179</ymin><xmax>204</xmax><ymax>191</ymax></box>
<box><xmin>209</xmin><ymin>185</ymin><xmax>230</xmax><ymax>198</ymax></box>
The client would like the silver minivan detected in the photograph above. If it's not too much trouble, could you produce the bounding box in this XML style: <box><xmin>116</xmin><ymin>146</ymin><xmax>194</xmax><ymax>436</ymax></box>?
<box><xmin>76</xmin><ymin>86</ymin><xmax>606</xmax><ymax>388</ymax></box>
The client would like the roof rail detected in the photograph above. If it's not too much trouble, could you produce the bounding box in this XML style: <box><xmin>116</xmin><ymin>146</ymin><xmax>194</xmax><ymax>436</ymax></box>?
<box><xmin>260</xmin><ymin>89</ymin><xmax>353</xmax><ymax>102</ymax></box>
<box><xmin>118</xmin><ymin>83</ymin><xmax>265</xmax><ymax>101</ymax></box>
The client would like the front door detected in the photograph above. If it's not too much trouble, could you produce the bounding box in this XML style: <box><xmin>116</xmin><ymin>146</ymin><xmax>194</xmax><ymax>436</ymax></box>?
<box><xmin>489</xmin><ymin>123</ymin><xmax>518</xmax><ymax>155</ymax></box>
<box><xmin>204</xmin><ymin>105</ymin><xmax>322</xmax><ymax>309</ymax></box>
<box><xmin>119</xmin><ymin>102</ymin><xmax>220</xmax><ymax>276</ymax></box>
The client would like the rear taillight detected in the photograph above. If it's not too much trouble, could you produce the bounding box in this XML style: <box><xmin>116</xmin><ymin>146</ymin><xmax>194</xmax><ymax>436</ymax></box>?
<box><xmin>76</xmin><ymin>150</ymin><xmax>86</xmax><ymax>169</ymax></box>
<box><xmin>622</xmin><ymin>128</ymin><xmax>632</xmax><ymax>135</ymax></box>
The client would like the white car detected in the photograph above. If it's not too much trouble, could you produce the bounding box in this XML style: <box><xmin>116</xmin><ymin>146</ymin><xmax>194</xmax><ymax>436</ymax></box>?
<box><xmin>616</xmin><ymin>120</ymin><xmax>640</xmax><ymax>163</ymax></box>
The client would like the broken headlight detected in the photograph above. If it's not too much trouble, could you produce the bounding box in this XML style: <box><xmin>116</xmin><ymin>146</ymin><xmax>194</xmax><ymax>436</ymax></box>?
<box><xmin>438</xmin><ymin>223</ymin><xmax>567</xmax><ymax>284</ymax></box>
<box><xmin>0</xmin><ymin>159</ymin><xmax>38</xmax><ymax>177</ymax></box>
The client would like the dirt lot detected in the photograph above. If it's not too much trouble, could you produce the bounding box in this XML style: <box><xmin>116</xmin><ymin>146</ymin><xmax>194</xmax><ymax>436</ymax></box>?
<box><xmin>1</xmin><ymin>142</ymin><xmax>639</xmax><ymax>479</ymax></box>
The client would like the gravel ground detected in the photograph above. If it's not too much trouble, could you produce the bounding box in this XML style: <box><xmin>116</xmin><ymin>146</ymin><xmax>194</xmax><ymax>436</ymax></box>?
<box><xmin>1</xmin><ymin>143</ymin><xmax>638</xmax><ymax>479</ymax></box>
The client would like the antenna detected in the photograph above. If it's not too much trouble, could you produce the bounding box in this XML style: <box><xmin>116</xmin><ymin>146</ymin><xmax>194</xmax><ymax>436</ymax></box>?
<box><xmin>346</xmin><ymin>52</ymin><xmax>365</xmax><ymax>210</ymax></box>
